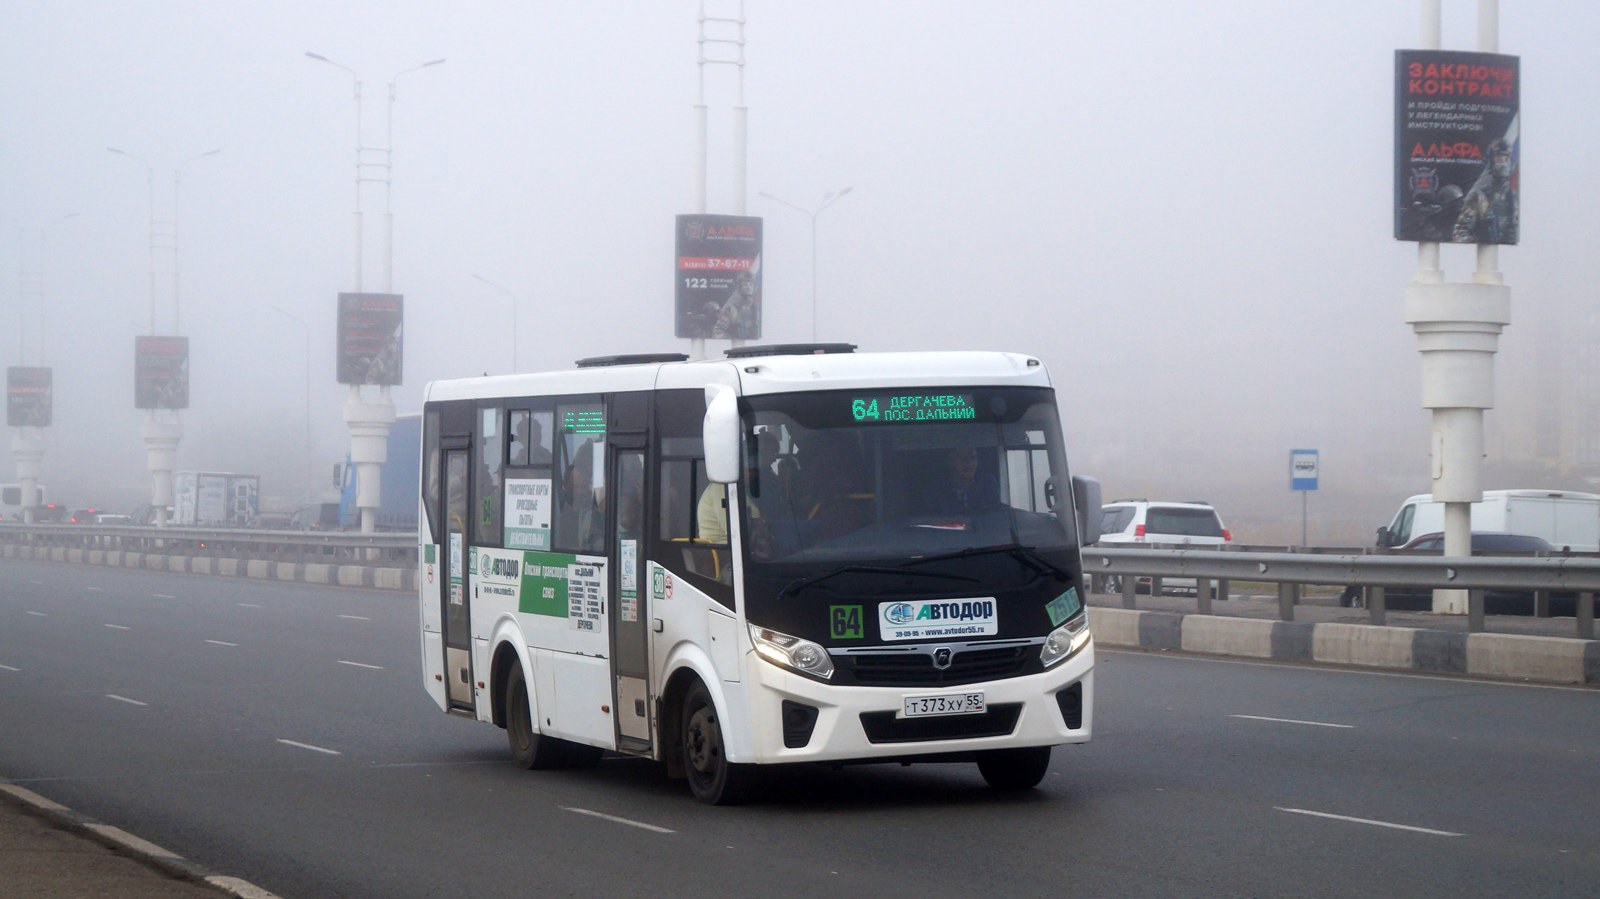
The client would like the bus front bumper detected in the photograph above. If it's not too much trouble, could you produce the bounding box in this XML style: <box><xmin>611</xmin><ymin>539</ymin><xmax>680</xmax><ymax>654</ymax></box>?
<box><xmin>737</xmin><ymin>640</ymin><xmax>1094</xmax><ymax>765</ymax></box>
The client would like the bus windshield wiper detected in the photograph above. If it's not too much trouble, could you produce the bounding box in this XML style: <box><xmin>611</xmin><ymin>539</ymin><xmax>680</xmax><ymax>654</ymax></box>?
<box><xmin>900</xmin><ymin>544</ymin><xmax>1069</xmax><ymax>580</ymax></box>
<box><xmin>780</xmin><ymin>565</ymin><xmax>980</xmax><ymax>598</ymax></box>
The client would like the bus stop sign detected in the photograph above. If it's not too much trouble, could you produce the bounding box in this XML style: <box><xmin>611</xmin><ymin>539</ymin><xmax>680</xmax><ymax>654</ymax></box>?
<box><xmin>1291</xmin><ymin>449</ymin><xmax>1319</xmax><ymax>491</ymax></box>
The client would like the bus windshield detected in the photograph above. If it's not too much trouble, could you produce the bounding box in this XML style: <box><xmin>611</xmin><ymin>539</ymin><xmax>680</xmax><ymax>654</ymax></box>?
<box><xmin>735</xmin><ymin>386</ymin><xmax>1075</xmax><ymax>570</ymax></box>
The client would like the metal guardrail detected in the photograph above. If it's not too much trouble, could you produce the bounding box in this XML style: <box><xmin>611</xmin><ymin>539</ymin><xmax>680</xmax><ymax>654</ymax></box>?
<box><xmin>1083</xmin><ymin>546</ymin><xmax>1598</xmax><ymax>640</ymax></box>
<box><xmin>0</xmin><ymin>523</ymin><xmax>417</xmax><ymax>565</ymax></box>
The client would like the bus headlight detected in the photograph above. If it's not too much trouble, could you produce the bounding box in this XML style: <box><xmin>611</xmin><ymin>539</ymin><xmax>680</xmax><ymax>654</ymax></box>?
<box><xmin>1040</xmin><ymin>614</ymin><xmax>1091</xmax><ymax>668</ymax></box>
<box><xmin>749</xmin><ymin>625</ymin><xmax>834</xmax><ymax>680</ymax></box>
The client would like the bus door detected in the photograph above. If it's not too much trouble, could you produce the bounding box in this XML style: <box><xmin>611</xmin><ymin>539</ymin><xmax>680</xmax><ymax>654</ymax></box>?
<box><xmin>609</xmin><ymin>446</ymin><xmax>651</xmax><ymax>752</ymax></box>
<box><xmin>442</xmin><ymin>448</ymin><xmax>475</xmax><ymax>711</ymax></box>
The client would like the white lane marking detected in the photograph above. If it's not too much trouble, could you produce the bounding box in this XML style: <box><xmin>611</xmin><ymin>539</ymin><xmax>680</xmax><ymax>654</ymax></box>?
<box><xmin>153</xmin><ymin>594</ymin><xmax>176</xmax><ymax>599</ymax></box>
<box><xmin>1275</xmin><ymin>807</ymin><xmax>1462</xmax><ymax>837</ymax></box>
<box><xmin>237</xmin><ymin>603</ymin><xmax>262</xmax><ymax>608</ymax></box>
<box><xmin>338</xmin><ymin>615</ymin><xmax>370</xmax><ymax>620</ymax></box>
<box><xmin>107</xmin><ymin>695</ymin><xmax>148</xmax><ymax>706</ymax></box>
<box><xmin>276</xmin><ymin>739</ymin><xmax>341</xmax><ymax>755</ymax></box>
<box><xmin>0</xmin><ymin>664</ymin><xmax>20</xmax><ymax>672</ymax></box>
<box><xmin>25</xmin><ymin>611</ymin><xmax>46</xmax><ymax>617</ymax></box>
<box><xmin>86</xmin><ymin>587</ymin><xmax>104</xmax><ymax>592</ymax></box>
<box><xmin>104</xmin><ymin>624</ymin><xmax>131</xmax><ymax>630</ymax></box>
<box><xmin>561</xmin><ymin>807</ymin><xmax>675</xmax><ymax>834</ymax></box>
<box><xmin>205</xmin><ymin>639</ymin><xmax>238</xmax><ymax>647</ymax></box>
<box><xmin>204</xmin><ymin>875</ymin><xmax>285</xmax><ymax>899</ymax></box>
<box><xmin>337</xmin><ymin>660</ymin><xmax>383</xmax><ymax>670</ymax></box>
<box><xmin>1231</xmin><ymin>714</ymin><xmax>1353</xmax><ymax>729</ymax></box>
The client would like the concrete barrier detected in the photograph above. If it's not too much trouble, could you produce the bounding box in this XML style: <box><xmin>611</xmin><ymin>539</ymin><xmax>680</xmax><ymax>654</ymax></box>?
<box><xmin>374</xmin><ymin>568</ymin><xmax>404</xmax><ymax>591</ymax></box>
<box><xmin>191</xmin><ymin>557</ymin><xmax>212</xmax><ymax>575</ymax></box>
<box><xmin>217</xmin><ymin>558</ymin><xmax>240</xmax><ymax>577</ymax></box>
<box><xmin>275</xmin><ymin>562</ymin><xmax>298</xmax><ymax>582</ymax></box>
<box><xmin>67</xmin><ymin>549</ymin><xmax>83</xmax><ymax>564</ymax></box>
<box><xmin>338</xmin><ymin>566</ymin><xmax>365</xmax><ymax>588</ymax></box>
<box><xmin>167</xmin><ymin>556</ymin><xmax>186</xmax><ymax>573</ymax></box>
<box><xmin>124</xmin><ymin>553</ymin><xmax>143</xmax><ymax>569</ymax></box>
<box><xmin>304</xmin><ymin>563</ymin><xmax>332</xmax><ymax>585</ymax></box>
<box><xmin>1466</xmin><ymin>633</ymin><xmax>1590</xmax><ymax>684</ymax></box>
<box><xmin>246</xmin><ymin>560</ymin><xmax>271</xmax><ymax>579</ymax></box>
<box><xmin>1091</xmin><ymin>605</ymin><xmax>1598</xmax><ymax>685</ymax></box>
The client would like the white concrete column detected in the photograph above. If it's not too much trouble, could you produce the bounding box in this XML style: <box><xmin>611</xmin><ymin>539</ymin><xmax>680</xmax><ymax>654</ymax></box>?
<box><xmin>11</xmin><ymin>429</ymin><xmax>46</xmax><ymax>524</ymax></box>
<box><xmin>1406</xmin><ymin>281</ymin><xmax>1509</xmax><ymax>613</ymax></box>
<box><xmin>141</xmin><ymin>411</ymin><xmax>182</xmax><ymax>528</ymax></box>
<box><xmin>344</xmin><ymin>384</ymin><xmax>395</xmax><ymax>534</ymax></box>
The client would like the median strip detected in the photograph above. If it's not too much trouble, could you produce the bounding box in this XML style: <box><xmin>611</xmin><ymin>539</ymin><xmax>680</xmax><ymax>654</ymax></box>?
<box><xmin>1230</xmin><ymin>714</ymin><xmax>1353</xmax><ymax>729</ymax></box>
<box><xmin>561</xmin><ymin>807</ymin><xmax>675</xmax><ymax>833</ymax></box>
<box><xmin>276</xmin><ymin>739</ymin><xmax>341</xmax><ymax>755</ymax></box>
<box><xmin>1275</xmin><ymin>807</ymin><xmax>1461</xmax><ymax>836</ymax></box>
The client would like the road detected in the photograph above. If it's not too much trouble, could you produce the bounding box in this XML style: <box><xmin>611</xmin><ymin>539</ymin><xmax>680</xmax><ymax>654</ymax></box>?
<box><xmin>1</xmin><ymin>557</ymin><xmax>1596</xmax><ymax>898</ymax></box>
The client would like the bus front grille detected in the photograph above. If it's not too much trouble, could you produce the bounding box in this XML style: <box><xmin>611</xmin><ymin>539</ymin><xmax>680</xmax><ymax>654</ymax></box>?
<box><xmin>838</xmin><ymin>646</ymin><xmax>1035</xmax><ymax>687</ymax></box>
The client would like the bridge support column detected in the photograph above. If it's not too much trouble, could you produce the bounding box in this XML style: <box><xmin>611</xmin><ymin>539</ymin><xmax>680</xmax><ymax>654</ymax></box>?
<box><xmin>141</xmin><ymin>412</ymin><xmax>182</xmax><ymax>527</ymax></box>
<box><xmin>11</xmin><ymin>429</ymin><xmax>46</xmax><ymax>524</ymax></box>
<box><xmin>345</xmin><ymin>384</ymin><xmax>396</xmax><ymax>537</ymax></box>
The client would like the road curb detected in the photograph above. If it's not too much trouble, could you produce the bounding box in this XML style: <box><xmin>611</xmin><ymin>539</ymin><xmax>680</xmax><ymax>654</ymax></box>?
<box><xmin>0</xmin><ymin>779</ymin><xmax>283</xmax><ymax>899</ymax></box>
<box><xmin>2</xmin><ymin>542</ymin><xmax>413</xmax><ymax>593</ymax></box>
<box><xmin>1088</xmin><ymin>607</ymin><xmax>1599</xmax><ymax>685</ymax></box>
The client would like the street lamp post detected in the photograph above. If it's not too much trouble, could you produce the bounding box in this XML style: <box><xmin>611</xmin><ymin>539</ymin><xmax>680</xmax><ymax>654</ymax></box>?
<box><xmin>307</xmin><ymin>52</ymin><xmax>443</xmax><ymax>535</ymax></box>
<box><xmin>757</xmin><ymin>188</ymin><xmax>853</xmax><ymax>342</ymax></box>
<box><xmin>472</xmin><ymin>274</ymin><xmax>521</xmax><ymax>373</ymax></box>
<box><xmin>7</xmin><ymin>212</ymin><xmax>77</xmax><ymax>523</ymax></box>
<box><xmin>109</xmin><ymin>147</ymin><xmax>220</xmax><ymax>528</ymax></box>
<box><xmin>271</xmin><ymin>306</ymin><xmax>313</xmax><ymax>505</ymax></box>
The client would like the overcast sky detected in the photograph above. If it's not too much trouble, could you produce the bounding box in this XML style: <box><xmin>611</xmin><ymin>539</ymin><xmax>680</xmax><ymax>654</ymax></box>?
<box><xmin>3</xmin><ymin>0</ymin><xmax>1596</xmax><ymax>539</ymax></box>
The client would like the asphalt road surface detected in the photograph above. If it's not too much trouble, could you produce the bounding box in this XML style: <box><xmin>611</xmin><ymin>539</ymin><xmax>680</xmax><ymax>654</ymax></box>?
<box><xmin>2</xmin><ymin>558</ymin><xmax>1597</xmax><ymax>898</ymax></box>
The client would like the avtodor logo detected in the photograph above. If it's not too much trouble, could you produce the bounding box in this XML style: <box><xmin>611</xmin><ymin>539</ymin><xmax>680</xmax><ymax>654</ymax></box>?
<box><xmin>877</xmin><ymin>599</ymin><xmax>999</xmax><ymax>642</ymax></box>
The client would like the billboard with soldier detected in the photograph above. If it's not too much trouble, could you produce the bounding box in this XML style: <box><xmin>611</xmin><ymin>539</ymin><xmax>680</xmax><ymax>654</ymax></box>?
<box><xmin>1394</xmin><ymin>50</ymin><xmax>1519</xmax><ymax>244</ymax></box>
<box><xmin>337</xmin><ymin>292</ymin><xmax>404</xmax><ymax>385</ymax></box>
<box><xmin>674</xmin><ymin>214</ymin><xmax>762</xmax><ymax>340</ymax></box>
<box><xmin>135</xmin><ymin>336</ymin><xmax>190</xmax><ymax>409</ymax></box>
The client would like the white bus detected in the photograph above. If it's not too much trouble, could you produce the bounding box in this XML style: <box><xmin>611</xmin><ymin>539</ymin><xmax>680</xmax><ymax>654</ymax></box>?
<box><xmin>417</xmin><ymin>346</ymin><xmax>1100</xmax><ymax>803</ymax></box>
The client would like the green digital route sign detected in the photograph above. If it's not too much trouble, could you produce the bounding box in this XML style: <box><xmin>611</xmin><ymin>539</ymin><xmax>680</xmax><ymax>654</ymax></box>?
<box><xmin>850</xmin><ymin>393</ymin><xmax>977</xmax><ymax>423</ymax></box>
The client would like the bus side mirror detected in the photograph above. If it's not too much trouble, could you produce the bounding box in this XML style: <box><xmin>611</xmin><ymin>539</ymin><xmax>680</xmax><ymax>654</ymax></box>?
<box><xmin>703</xmin><ymin>384</ymin><xmax>741</xmax><ymax>484</ymax></box>
<box><xmin>1071</xmin><ymin>475</ymin><xmax>1101</xmax><ymax>546</ymax></box>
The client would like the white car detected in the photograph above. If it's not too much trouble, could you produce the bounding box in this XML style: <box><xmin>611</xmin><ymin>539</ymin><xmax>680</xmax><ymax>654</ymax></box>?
<box><xmin>1097</xmin><ymin>500</ymin><xmax>1231</xmax><ymax>595</ymax></box>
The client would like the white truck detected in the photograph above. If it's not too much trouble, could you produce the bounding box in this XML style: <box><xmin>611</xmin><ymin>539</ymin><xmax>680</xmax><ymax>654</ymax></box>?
<box><xmin>173</xmin><ymin>472</ymin><xmax>260</xmax><ymax>527</ymax></box>
<box><xmin>1376</xmin><ymin>490</ymin><xmax>1600</xmax><ymax>552</ymax></box>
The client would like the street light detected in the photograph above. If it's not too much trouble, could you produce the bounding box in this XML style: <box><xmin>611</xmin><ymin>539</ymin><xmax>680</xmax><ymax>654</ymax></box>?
<box><xmin>271</xmin><ymin>306</ymin><xmax>313</xmax><ymax>504</ymax></box>
<box><xmin>757</xmin><ymin>187</ymin><xmax>853</xmax><ymax>342</ymax></box>
<box><xmin>108</xmin><ymin>146</ymin><xmax>220</xmax><ymax>333</ymax></box>
<box><xmin>471</xmin><ymin>275</ymin><xmax>521</xmax><ymax>373</ymax></box>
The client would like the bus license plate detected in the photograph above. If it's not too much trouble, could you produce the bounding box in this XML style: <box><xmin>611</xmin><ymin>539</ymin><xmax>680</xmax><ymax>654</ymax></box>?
<box><xmin>902</xmin><ymin>692</ymin><xmax>985</xmax><ymax>718</ymax></box>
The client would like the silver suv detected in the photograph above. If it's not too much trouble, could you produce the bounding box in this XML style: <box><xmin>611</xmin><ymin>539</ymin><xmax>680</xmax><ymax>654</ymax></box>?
<box><xmin>1098</xmin><ymin>500</ymin><xmax>1231</xmax><ymax>546</ymax></box>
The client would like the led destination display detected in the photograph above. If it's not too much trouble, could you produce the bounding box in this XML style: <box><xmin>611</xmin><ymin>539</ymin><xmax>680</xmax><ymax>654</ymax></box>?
<box><xmin>850</xmin><ymin>393</ymin><xmax>977</xmax><ymax>423</ymax></box>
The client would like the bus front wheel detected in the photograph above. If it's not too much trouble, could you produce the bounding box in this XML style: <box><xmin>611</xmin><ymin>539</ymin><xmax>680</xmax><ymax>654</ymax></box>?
<box><xmin>681</xmin><ymin>680</ymin><xmax>758</xmax><ymax>805</ymax></box>
<box><xmin>976</xmin><ymin>746</ymin><xmax>1052</xmax><ymax>790</ymax></box>
<box><xmin>505</xmin><ymin>663</ymin><xmax>573</xmax><ymax>770</ymax></box>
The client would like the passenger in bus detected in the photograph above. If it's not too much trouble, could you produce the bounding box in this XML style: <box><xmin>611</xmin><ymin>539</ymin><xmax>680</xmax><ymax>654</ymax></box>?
<box><xmin>559</xmin><ymin>438</ymin><xmax>604</xmax><ymax>553</ymax></box>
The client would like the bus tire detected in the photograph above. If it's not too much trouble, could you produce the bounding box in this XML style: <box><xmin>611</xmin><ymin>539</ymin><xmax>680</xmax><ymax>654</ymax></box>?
<box><xmin>505</xmin><ymin>663</ymin><xmax>567</xmax><ymax>770</ymax></box>
<box><xmin>681</xmin><ymin>680</ymin><xmax>758</xmax><ymax>805</ymax></box>
<box><xmin>976</xmin><ymin>745</ymin><xmax>1052</xmax><ymax>790</ymax></box>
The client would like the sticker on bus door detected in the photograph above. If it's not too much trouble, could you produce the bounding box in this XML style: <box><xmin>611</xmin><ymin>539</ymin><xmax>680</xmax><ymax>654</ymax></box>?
<box><xmin>449</xmin><ymin>534</ymin><xmax>464</xmax><ymax>604</ymax></box>
<box><xmin>620</xmin><ymin>539</ymin><xmax>638</xmax><ymax>622</ymax></box>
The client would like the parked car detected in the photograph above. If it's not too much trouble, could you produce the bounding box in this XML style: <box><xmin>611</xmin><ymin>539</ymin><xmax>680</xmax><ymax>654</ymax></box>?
<box><xmin>1340</xmin><ymin>531</ymin><xmax>1575</xmax><ymax>614</ymax></box>
<box><xmin>250</xmin><ymin>512</ymin><xmax>294</xmax><ymax>530</ymax></box>
<box><xmin>289</xmin><ymin>503</ymin><xmax>342</xmax><ymax>531</ymax></box>
<box><xmin>1099</xmin><ymin>500</ymin><xmax>1232</xmax><ymax>594</ymax></box>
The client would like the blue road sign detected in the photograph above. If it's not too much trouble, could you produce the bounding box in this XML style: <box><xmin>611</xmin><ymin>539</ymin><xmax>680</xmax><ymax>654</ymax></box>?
<box><xmin>1291</xmin><ymin>449</ymin><xmax>1319</xmax><ymax>491</ymax></box>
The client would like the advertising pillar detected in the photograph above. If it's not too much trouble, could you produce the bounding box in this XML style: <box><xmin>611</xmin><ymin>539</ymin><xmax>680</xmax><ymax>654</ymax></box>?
<box><xmin>337</xmin><ymin>292</ymin><xmax>403</xmax><ymax>534</ymax></box>
<box><xmin>8</xmin><ymin>367</ymin><xmax>52</xmax><ymax>523</ymax></box>
<box><xmin>1394</xmin><ymin>5</ymin><xmax>1517</xmax><ymax>613</ymax></box>
<box><xmin>135</xmin><ymin>336</ymin><xmax>190</xmax><ymax>526</ymax></box>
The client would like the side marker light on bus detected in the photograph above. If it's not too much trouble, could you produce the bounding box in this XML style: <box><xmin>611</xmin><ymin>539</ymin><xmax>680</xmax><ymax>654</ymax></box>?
<box><xmin>749</xmin><ymin>625</ymin><xmax>834</xmax><ymax>680</ymax></box>
<box><xmin>1040</xmin><ymin>614</ymin><xmax>1091</xmax><ymax>668</ymax></box>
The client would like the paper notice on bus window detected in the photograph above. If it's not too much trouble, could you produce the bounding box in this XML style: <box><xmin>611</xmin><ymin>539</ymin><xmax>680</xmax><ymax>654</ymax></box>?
<box><xmin>620</xmin><ymin>540</ymin><xmax>637</xmax><ymax>592</ymax></box>
<box><xmin>449</xmin><ymin>533</ymin><xmax>463</xmax><ymax>579</ymax></box>
<box><xmin>504</xmin><ymin>478</ymin><xmax>552</xmax><ymax>550</ymax></box>
<box><xmin>567</xmin><ymin>559</ymin><xmax>605</xmax><ymax>632</ymax></box>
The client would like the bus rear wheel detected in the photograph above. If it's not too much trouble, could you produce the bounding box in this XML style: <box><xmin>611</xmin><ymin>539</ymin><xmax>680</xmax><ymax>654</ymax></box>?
<box><xmin>976</xmin><ymin>746</ymin><xmax>1052</xmax><ymax>790</ymax></box>
<box><xmin>505</xmin><ymin>663</ymin><xmax>571</xmax><ymax>770</ymax></box>
<box><xmin>681</xmin><ymin>680</ymin><xmax>758</xmax><ymax>805</ymax></box>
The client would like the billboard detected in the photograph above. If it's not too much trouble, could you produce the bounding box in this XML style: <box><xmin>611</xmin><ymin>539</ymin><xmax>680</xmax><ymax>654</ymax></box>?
<box><xmin>1394</xmin><ymin>50</ymin><xmax>1519</xmax><ymax>244</ymax></box>
<box><xmin>135</xmin><ymin>336</ymin><xmax>189</xmax><ymax>409</ymax></box>
<box><xmin>7</xmin><ymin>367</ymin><xmax>52</xmax><ymax>427</ymax></box>
<box><xmin>674</xmin><ymin>214</ymin><xmax>762</xmax><ymax>340</ymax></box>
<box><xmin>337</xmin><ymin>292</ymin><xmax>404</xmax><ymax>385</ymax></box>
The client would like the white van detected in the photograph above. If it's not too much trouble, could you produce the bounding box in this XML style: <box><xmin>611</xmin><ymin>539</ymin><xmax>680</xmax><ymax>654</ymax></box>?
<box><xmin>0</xmin><ymin>483</ymin><xmax>47</xmax><ymax>523</ymax></box>
<box><xmin>1377</xmin><ymin>490</ymin><xmax>1600</xmax><ymax>552</ymax></box>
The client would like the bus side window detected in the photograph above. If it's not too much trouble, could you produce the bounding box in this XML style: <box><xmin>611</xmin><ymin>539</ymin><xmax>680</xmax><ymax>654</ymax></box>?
<box><xmin>475</xmin><ymin>405</ymin><xmax>504</xmax><ymax>546</ymax></box>
<box><xmin>660</xmin><ymin>457</ymin><xmax>733</xmax><ymax>597</ymax></box>
<box><xmin>554</xmin><ymin>402</ymin><xmax>606</xmax><ymax>555</ymax></box>
<box><xmin>423</xmin><ymin>409</ymin><xmax>442</xmax><ymax>539</ymax></box>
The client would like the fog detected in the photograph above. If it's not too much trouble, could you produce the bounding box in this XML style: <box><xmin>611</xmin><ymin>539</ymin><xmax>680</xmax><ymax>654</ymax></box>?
<box><xmin>3</xmin><ymin>0</ymin><xmax>1597</xmax><ymax>543</ymax></box>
